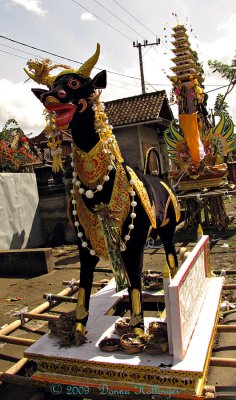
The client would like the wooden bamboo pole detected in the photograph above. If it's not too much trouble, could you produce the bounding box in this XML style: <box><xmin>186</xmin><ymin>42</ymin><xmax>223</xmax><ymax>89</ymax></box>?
<box><xmin>0</xmin><ymin>334</ymin><xmax>35</xmax><ymax>346</ymax></box>
<box><xmin>0</xmin><ymin>357</ymin><xmax>29</xmax><ymax>385</ymax></box>
<box><xmin>217</xmin><ymin>324</ymin><xmax>236</xmax><ymax>332</ymax></box>
<box><xmin>61</xmin><ymin>280</ymin><xmax>109</xmax><ymax>287</ymax></box>
<box><xmin>222</xmin><ymin>284</ymin><xmax>236</xmax><ymax>290</ymax></box>
<box><xmin>22</xmin><ymin>312</ymin><xmax>59</xmax><ymax>322</ymax></box>
<box><xmin>0</xmin><ymin>286</ymin><xmax>76</xmax><ymax>336</ymax></box>
<box><xmin>0</xmin><ymin>371</ymin><xmax>31</xmax><ymax>386</ymax></box>
<box><xmin>43</xmin><ymin>294</ymin><xmax>78</xmax><ymax>303</ymax></box>
<box><xmin>210</xmin><ymin>357</ymin><xmax>236</xmax><ymax>367</ymax></box>
<box><xmin>4</xmin><ymin>357</ymin><xmax>29</xmax><ymax>376</ymax></box>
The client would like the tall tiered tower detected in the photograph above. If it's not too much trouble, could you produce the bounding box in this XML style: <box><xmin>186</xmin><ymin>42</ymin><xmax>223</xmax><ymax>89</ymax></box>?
<box><xmin>169</xmin><ymin>24</ymin><xmax>204</xmax><ymax>116</ymax></box>
<box><xmin>164</xmin><ymin>23</ymin><xmax>235</xmax><ymax>190</ymax></box>
<box><xmin>167</xmin><ymin>24</ymin><xmax>206</xmax><ymax>164</ymax></box>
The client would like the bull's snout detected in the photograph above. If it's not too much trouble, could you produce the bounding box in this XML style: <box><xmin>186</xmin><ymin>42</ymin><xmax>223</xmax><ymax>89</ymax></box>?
<box><xmin>58</xmin><ymin>90</ymin><xmax>67</xmax><ymax>99</ymax></box>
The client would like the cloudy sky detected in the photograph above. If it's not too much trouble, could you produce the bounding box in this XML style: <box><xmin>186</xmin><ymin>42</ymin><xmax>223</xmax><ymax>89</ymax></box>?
<box><xmin>1</xmin><ymin>0</ymin><xmax>236</xmax><ymax>136</ymax></box>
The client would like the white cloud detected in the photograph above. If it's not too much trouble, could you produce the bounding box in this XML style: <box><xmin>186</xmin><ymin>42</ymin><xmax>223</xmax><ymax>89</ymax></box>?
<box><xmin>0</xmin><ymin>79</ymin><xmax>45</xmax><ymax>135</ymax></box>
<box><xmin>10</xmin><ymin>0</ymin><xmax>47</xmax><ymax>16</ymax></box>
<box><xmin>217</xmin><ymin>13</ymin><xmax>236</xmax><ymax>36</ymax></box>
<box><xmin>81</xmin><ymin>12</ymin><xmax>95</xmax><ymax>21</ymax></box>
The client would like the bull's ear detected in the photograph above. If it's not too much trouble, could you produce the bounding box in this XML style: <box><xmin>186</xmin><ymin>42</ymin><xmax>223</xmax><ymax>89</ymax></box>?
<box><xmin>31</xmin><ymin>88</ymin><xmax>48</xmax><ymax>101</ymax></box>
<box><xmin>92</xmin><ymin>70</ymin><xmax>107</xmax><ymax>89</ymax></box>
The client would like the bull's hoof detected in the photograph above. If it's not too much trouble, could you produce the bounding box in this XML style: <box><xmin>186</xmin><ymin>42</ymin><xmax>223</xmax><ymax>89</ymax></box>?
<box><xmin>75</xmin><ymin>322</ymin><xmax>86</xmax><ymax>346</ymax></box>
<box><xmin>75</xmin><ymin>330</ymin><xmax>86</xmax><ymax>346</ymax></box>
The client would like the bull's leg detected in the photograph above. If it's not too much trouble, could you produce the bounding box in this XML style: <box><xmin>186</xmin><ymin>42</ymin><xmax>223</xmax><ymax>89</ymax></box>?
<box><xmin>75</xmin><ymin>247</ymin><xmax>99</xmax><ymax>344</ymax></box>
<box><xmin>122</xmin><ymin>247</ymin><xmax>145</xmax><ymax>335</ymax></box>
<box><xmin>121</xmin><ymin>208</ymin><xmax>150</xmax><ymax>336</ymax></box>
<box><xmin>158</xmin><ymin>221</ymin><xmax>178</xmax><ymax>278</ymax></box>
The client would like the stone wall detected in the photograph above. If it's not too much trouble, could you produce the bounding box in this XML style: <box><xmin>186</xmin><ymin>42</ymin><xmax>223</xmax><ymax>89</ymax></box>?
<box><xmin>38</xmin><ymin>184</ymin><xmax>76</xmax><ymax>246</ymax></box>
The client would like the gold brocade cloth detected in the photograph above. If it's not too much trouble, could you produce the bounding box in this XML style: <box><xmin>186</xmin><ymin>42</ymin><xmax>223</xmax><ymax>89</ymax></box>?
<box><xmin>74</xmin><ymin>163</ymin><xmax>130</xmax><ymax>258</ymax></box>
<box><xmin>73</xmin><ymin>164</ymin><xmax>158</xmax><ymax>258</ymax></box>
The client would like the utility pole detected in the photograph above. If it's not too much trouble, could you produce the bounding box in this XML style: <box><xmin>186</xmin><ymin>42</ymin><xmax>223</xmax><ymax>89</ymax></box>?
<box><xmin>133</xmin><ymin>38</ymin><xmax>160</xmax><ymax>94</ymax></box>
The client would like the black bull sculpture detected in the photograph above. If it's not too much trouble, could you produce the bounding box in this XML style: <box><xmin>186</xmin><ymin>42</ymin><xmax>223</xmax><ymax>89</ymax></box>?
<box><xmin>25</xmin><ymin>44</ymin><xmax>180</xmax><ymax>344</ymax></box>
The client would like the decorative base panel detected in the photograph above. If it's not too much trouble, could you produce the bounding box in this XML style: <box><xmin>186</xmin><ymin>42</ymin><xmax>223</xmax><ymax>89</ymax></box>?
<box><xmin>24</xmin><ymin>276</ymin><xmax>223</xmax><ymax>399</ymax></box>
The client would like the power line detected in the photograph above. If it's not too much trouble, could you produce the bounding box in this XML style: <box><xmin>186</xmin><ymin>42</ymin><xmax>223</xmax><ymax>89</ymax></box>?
<box><xmin>0</xmin><ymin>46</ymin><xmax>142</xmax><ymax>91</ymax></box>
<box><xmin>91</xmin><ymin>0</ymin><xmax>144</xmax><ymax>40</ymax></box>
<box><xmin>70</xmin><ymin>0</ymin><xmax>132</xmax><ymax>41</ymax></box>
<box><xmin>0</xmin><ymin>34</ymin><xmax>83</xmax><ymax>65</ymax></box>
<box><xmin>0</xmin><ymin>36</ymin><xmax>231</xmax><ymax>94</ymax></box>
<box><xmin>0</xmin><ymin>43</ymin><xmax>43</xmax><ymax>60</ymax></box>
<box><xmin>0</xmin><ymin>49</ymin><xmax>28</xmax><ymax>61</ymax></box>
<box><xmin>205</xmin><ymin>84</ymin><xmax>230</xmax><ymax>93</ymax></box>
<box><xmin>0</xmin><ymin>48</ymin><xmax>136</xmax><ymax>92</ymax></box>
<box><xmin>0</xmin><ymin>34</ymin><xmax>142</xmax><ymax>81</ymax></box>
<box><xmin>0</xmin><ymin>47</ymin><xmax>230</xmax><ymax>95</ymax></box>
<box><xmin>110</xmin><ymin>0</ymin><xmax>172</xmax><ymax>84</ymax></box>
<box><xmin>111</xmin><ymin>0</ymin><xmax>171</xmax><ymax>53</ymax></box>
<box><xmin>111</xmin><ymin>0</ymin><xmax>157</xmax><ymax>38</ymax></box>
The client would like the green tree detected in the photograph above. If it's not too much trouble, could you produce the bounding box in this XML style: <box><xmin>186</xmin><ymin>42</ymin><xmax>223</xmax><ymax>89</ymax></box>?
<box><xmin>208</xmin><ymin>57</ymin><xmax>236</xmax><ymax>108</ymax></box>
<box><xmin>214</xmin><ymin>93</ymin><xmax>231</xmax><ymax>119</ymax></box>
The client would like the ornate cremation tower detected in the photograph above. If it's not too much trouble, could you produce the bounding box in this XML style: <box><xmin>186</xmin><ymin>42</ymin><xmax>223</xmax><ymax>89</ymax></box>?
<box><xmin>165</xmin><ymin>24</ymin><xmax>236</xmax><ymax>190</ymax></box>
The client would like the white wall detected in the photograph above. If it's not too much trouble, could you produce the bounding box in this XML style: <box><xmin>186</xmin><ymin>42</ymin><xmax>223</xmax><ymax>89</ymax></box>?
<box><xmin>0</xmin><ymin>173</ymin><xmax>44</xmax><ymax>249</ymax></box>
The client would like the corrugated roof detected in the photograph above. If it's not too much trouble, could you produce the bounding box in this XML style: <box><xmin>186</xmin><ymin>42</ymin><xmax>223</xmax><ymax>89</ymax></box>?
<box><xmin>105</xmin><ymin>91</ymin><xmax>170</xmax><ymax>127</ymax></box>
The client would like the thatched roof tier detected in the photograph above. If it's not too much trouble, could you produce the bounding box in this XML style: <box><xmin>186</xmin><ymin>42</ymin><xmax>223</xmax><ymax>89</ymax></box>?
<box><xmin>171</xmin><ymin>32</ymin><xmax>189</xmax><ymax>42</ymax></box>
<box><xmin>172</xmin><ymin>24</ymin><xmax>187</xmax><ymax>33</ymax></box>
<box><xmin>171</xmin><ymin>39</ymin><xmax>190</xmax><ymax>48</ymax></box>
<box><xmin>171</xmin><ymin>64</ymin><xmax>198</xmax><ymax>74</ymax></box>
<box><xmin>171</xmin><ymin>53</ymin><xmax>196</xmax><ymax>64</ymax></box>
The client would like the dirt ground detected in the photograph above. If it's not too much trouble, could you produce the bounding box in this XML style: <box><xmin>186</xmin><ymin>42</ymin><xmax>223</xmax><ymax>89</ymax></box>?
<box><xmin>0</xmin><ymin>195</ymin><xmax>236</xmax><ymax>399</ymax></box>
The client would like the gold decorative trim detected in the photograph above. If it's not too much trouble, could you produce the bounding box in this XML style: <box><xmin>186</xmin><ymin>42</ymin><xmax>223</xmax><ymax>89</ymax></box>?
<box><xmin>197</xmin><ymin>291</ymin><xmax>222</xmax><ymax>395</ymax></box>
<box><xmin>160</xmin><ymin>196</ymin><xmax>171</xmax><ymax>227</ymax></box>
<box><xmin>31</xmin><ymin>371</ymin><xmax>204</xmax><ymax>397</ymax></box>
<box><xmin>160</xmin><ymin>180</ymin><xmax>181</xmax><ymax>223</ymax></box>
<box><xmin>26</xmin><ymin>351</ymin><xmax>202</xmax><ymax>389</ymax></box>
<box><xmin>126</xmin><ymin>166</ymin><xmax>156</xmax><ymax>228</ymax></box>
<box><xmin>178</xmin><ymin>176</ymin><xmax>227</xmax><ymax>190</ymax></box>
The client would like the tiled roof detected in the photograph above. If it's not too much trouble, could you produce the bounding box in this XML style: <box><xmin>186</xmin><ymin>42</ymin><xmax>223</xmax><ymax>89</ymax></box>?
<box><xmin>105</xmin><ymin>91</ymin><xmax>172</xmax><ymax>127</ymax></box>
<box><xmin>31</xmin><ymin>130</ymin><xmax>72</xmax><ymax>146</ymax></box>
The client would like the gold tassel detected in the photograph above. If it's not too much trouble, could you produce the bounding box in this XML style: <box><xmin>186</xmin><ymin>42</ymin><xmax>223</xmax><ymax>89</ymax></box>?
<box><xmin>44</xmin><ymin>111</ymin><xmax>63</xmax><ymax>173</ymax></box>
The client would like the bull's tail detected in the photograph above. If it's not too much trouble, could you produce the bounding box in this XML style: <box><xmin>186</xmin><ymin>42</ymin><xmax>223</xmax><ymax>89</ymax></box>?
<box><xmin>143</xmin><ymin>147</ymin><xmax>162</xmax><ymax>176</ymax></box>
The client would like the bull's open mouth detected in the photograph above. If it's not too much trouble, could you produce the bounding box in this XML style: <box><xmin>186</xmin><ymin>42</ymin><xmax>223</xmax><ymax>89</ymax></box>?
<box><xmin>45</xmin><ymin>98</ymin><xmax>77</xmax><ymax>127</ymax></box>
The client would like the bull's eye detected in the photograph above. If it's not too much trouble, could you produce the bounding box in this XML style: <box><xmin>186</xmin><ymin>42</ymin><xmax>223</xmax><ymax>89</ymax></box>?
<box><xmin>67</xmin><ymin>79</ymin><xmax>81</xmax><ymax>89</ymax></box>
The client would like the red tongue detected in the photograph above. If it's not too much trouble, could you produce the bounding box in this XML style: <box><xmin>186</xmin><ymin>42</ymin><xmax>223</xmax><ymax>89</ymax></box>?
<box><xmin>46</xmin><ymin>103</ymin><xmax>77</xmax><ymax>127</ymax></box>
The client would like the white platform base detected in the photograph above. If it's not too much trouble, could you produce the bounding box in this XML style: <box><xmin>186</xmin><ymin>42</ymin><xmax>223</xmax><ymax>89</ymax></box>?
<box><xmin>25</xmin><ymin>276</ymin><xmax>223</xmax><ymax>398</ymax></box>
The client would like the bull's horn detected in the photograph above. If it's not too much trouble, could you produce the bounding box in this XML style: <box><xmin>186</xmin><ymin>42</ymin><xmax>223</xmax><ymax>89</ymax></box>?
<box><xmin>77</xmin><ymin>43</ymin><xmax>100</xmax><ymax>77</ymax></box>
